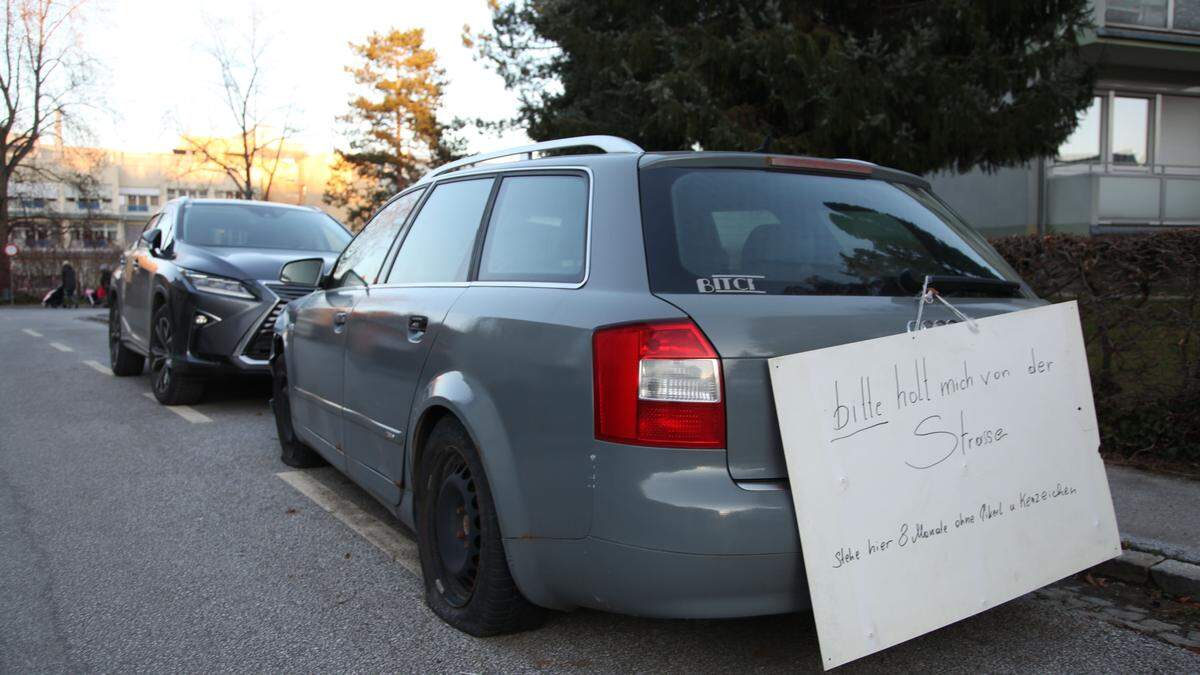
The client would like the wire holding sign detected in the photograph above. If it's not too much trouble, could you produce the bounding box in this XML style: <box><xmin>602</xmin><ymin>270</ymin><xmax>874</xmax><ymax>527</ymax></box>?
<box><xmin>769</xmin><ymin>302</ymin><xmax>1119</xmax><ymax>669</ymax></box>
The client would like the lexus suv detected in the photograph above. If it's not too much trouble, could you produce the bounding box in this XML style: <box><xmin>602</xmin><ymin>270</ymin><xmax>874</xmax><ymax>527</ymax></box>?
<box><xmin>269</xmin><ymin>136</ymin><xmax>1036</xmax><ymax>635</ymax></box>
<box><xmin>108</xmin><ymin>198</ymin><xmax>350</xmax><ymax>404</ymax></box>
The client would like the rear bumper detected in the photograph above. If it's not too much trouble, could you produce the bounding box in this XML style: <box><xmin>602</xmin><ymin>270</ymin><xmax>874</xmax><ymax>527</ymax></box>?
<box><xmin>506</xmin><ymin>537</ymin><xmax>807</xmax><ymax>618</ymax></box>
<box><xmin>504</xmin><ymin>442</ymin><xmax>809</xmax><ymax>618</ymax></box>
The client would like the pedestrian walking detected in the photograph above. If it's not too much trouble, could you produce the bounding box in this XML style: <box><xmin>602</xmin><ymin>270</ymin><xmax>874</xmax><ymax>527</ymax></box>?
<box><xmin>61</xmin><ymin>260</ymin><xmax>77</xmax><ymax>309</ymax></box>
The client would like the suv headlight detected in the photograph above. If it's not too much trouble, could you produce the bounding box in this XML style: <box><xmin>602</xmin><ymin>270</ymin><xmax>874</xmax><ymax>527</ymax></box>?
<box><xmin>182</xmin><ymin>270</ymin><xmax>256</xmax><ymax>300</ymax></box>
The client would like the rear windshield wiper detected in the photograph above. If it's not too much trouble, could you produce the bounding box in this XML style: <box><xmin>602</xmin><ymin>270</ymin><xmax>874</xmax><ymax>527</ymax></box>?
<box><xmin>898</xmin><ymin>269</ymin><xmax>1021</xmax><ymax>296</ymax></box>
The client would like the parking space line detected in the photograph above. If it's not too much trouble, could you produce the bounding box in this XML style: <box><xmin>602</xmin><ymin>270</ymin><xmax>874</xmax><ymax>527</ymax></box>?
<box><xmin>276</xmin><ymin>470</ymin><xmax>422</xmax><ymax>577</ymax></box>
<box><xmin>22</xmin><ymin>329</ymin><xmax>43</xmax><ymax>337</ymax></box>
<box><xmin>83</xmin><ymin>360</ymin><xmax>112</xmax><ymax>375</ymax></box>
<box><xmin>141</xmin><ymin>392</ymin><xmax>212</xmax><ymax>423</ymax></box>
<box><xmin>49</xmin><ymin>341</ymin><xmax>73</xmax><ymax>352</ymax></box>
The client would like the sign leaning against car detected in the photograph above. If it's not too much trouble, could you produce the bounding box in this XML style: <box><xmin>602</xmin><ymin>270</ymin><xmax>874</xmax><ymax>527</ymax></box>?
<box><xmin>769</xmin><ymin>301</ymin><xmax>1120</xmax><ymax>669</ymax></box>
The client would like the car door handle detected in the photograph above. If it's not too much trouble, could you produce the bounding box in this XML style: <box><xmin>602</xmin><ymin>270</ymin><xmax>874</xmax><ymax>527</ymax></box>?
<box><xmin>333</xmin><ymin>311</ymin><xmax>349</xmax><ymax>333</ymax></box>
<box><xmin>407</xmin><ymin>315</ymin><xmax>428</xmax><ymax>342</ymax></box>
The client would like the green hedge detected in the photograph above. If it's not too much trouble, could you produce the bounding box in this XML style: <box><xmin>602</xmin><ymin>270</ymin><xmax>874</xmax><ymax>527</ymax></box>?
<box><xmin>991</xmin><ymin>231</ymin><xmax>1200</xmax><ymax>463</ymax></box>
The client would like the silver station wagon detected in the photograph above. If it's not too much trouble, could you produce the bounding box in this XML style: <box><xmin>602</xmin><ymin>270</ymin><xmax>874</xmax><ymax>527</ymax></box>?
<box><xmin>270</xmin><ymin>136</ymin><xmax>1036</xmax><ymax>635</ymax></box>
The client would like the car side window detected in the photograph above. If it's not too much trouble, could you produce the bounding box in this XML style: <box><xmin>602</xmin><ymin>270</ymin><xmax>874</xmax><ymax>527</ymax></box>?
<box><xmin>385</xmin><ymin>178</ymin><xmax>493</xmax><ymax>285</ymax></box>
<box><xmin>330</xmin><ymin>189</ymin><xmax>424</xmax><ymax>288</ymax></box>
<box><xmin>159</xmin><ymin>205</ymin><xmax>178</xmax><ymax>249</ymax></box>
<box><xmin>136</xmin><ymin>214</ymin><xmax>161</xmax><ymax>249</ymax></box>
<box><xmin>478</xmin><ymin>174</ymin><xmax>588</xmax><ymax>284</ymax></box>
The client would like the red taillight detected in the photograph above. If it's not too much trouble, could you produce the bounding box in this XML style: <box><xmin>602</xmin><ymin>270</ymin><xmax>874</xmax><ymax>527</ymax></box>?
<box><xmin>593</xmin><ymin>320</ymin><xmax>725</xmax><ymax>449</ymax></box>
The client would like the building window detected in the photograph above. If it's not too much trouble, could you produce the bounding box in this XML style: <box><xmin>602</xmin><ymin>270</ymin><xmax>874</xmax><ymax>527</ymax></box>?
<box><xmin>1057</xmin><ymin>96</ymin><xmax>1103</xmax><ymax>163</ymax></box>
<box><xmin>125</xmin><ymin>194</ymin><xmax>152</xmax><ymax>212</ymax></box>
<box><xmin>1112</xmin><ymin>96</ymin><xmax>1150</xmax><ymax>166</ymax></box>
<box><xmin>1106</xmin><ymin>0</ymin><xmax>1169</xmax><ymax>28</ymax></box>
<box><xmin>167</xmin><ymin>188</ymin><xmax>209</xmax><ymax>200</ymax></box>
<box><xmin>1177</xmin><ymin>0</ymin><xmax>1200</xmax><ymax>30</ymax></box>
<box><xmin>77</xmin><ymin>198</ymin><xmax>101</xmax><ymax>210</ymax></box>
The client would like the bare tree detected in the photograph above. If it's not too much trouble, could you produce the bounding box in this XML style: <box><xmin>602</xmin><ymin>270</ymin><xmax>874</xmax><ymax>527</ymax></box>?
<box><xmin>0</xmin><ymin>0</ymin><xmax>90</xmax><ymax>299</ymax></box>
<box><xmin>181</xmin><ymin>11</ymin><xmax>297</xmax><ymax>201</ymax></box>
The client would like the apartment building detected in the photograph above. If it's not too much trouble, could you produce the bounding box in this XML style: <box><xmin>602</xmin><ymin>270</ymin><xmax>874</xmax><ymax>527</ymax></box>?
<box><xmin>929</xmin><ymin>0</ymin><xmax>1200</xmax><ymax>236</ymax></box>
<box><xmin>6</xmin><ymin>138</ymin><xmax>338</xmax><ymax>251</ymax></box>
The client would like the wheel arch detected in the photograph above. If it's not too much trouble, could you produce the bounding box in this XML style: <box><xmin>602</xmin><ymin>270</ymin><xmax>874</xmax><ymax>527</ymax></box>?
<box><xmin>406</xmin><ymin>372</ymin><xmax>530</xmax><ymax>542</ymax></box>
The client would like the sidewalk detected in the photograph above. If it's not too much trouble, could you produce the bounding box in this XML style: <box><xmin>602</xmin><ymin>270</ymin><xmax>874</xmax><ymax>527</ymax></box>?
<box><xmin>1107</xmin><ymin>464</ymin><xmax>1200</xmax><ymax>566</ymax></box>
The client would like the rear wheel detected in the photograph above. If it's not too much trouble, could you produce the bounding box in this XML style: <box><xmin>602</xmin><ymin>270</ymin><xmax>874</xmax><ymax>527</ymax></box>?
<box><xmin>149</xmin><ymin>304</ymin><xmax>204</xmax><ymax>406</ymax></box>
<box><xmin>416</xmin><ymin>418</ymin><xmax>545</xmax><ymax>636</ymax></box>
<box><xmin>271</xmin><ymin>347</ymin><xmax>324</xmax><ymax>468</ymax></box>
<box><xmin>108</xmin><ymin>300</ymin><xmax>144</xmax><ymax>377</ymax></box>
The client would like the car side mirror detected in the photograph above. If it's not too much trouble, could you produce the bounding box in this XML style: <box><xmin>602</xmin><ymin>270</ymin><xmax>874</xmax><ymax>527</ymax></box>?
<box><xmin>141</xmin><ymin>228</ymin><xmax>162</xmax><ymax>253</ymax></box>
<box><xmin>280</xmin><ymin>257</ymin><xmax>325</xmax><ymax>287</ymax></box>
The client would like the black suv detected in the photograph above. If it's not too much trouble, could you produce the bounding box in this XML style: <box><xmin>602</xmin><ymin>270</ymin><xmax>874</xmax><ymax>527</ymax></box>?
<box><xmin>108</xmin><ymin>198</ymin><xmax>350</xmax><ymax>404</ymax></box>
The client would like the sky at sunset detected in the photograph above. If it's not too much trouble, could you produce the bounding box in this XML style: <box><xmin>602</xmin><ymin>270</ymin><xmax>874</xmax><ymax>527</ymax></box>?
<box><xmin>83</xmin><ymin>0</ymin><xmax>530</xmax><ymax>155</ymax></box>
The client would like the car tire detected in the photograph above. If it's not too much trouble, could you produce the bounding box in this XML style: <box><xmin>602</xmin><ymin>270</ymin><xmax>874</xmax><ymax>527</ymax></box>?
<box><xmin>148</xmin><ymin>303</ymin><xmax>204</xmax><ymax>406</ymax></box>
<box><xmin>416</xmin><ymin>418</ymin><xmax>545</xmax><ymax>636</ymax></box>
<box><xmin>271</xmin><ymin>347</ymin><xmax>325</xmax><ymax>468</ymax></box>
<box><xmin>108</xmin><ymin>300</ymin><xmax>144</xmax><ymax>377</ymax></box>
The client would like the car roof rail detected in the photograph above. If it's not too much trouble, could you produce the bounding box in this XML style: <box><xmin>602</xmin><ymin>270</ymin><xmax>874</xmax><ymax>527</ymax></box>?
<box><xmin>416</xmin><ymin>135</ymin><xmax>644</xmax><ymax>184</ymax></box>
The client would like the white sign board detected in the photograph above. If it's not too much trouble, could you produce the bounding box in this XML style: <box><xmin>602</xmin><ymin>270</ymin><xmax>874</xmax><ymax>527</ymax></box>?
<box><xmin>768</xmin><ymin>302</ymin><xmax>1120</xmax><ymax>669</ymax></box>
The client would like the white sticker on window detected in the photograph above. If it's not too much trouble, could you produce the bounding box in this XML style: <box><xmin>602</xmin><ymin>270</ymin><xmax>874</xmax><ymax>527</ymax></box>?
<box><xmin>696</xmin><ymin>274</ymin><xmax>766</xmax><ymax>294</ymax></box>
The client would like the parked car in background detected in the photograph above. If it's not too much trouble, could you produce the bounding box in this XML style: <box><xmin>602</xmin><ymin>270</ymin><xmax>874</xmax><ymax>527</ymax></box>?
<box><xmin>269</xmin><ymin>136</ymin><xmax>1037</xmax><ymax>636</ymax></box>
<box><xmin>109</xmin><ymin>198</ymin><xmax>350</xmax><ymax>405</ymax></box>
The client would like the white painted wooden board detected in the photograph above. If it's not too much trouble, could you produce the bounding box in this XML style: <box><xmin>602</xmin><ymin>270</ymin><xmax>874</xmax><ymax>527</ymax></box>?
<box><xmin>768</xmin><ymin>302</ymin><xmax>1120</xmax><ymax>669</ymax></box>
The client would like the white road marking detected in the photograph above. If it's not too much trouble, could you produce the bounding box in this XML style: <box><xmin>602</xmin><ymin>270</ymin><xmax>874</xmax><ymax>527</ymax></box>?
<box><xmin>49</xmin><ymin>341</ymin><xmax>73</xmax><ymax>352</ymax></box>
<box><xmin>141</xmin><ymin>392</ymin><xmax>212</xmax><ymax>423</ymax></box>
<box><xmin>22</xmin><ymin>328</ymin><xmax>43</xmax><ymax>337</ymax></box>
<box><xmin>83</xmin><ymin>360</ymin><xmax>112</xmax><ymax>375</ymax></box>
<box><xmin>276</xmin><ymin>470</ymin><xmax>422</xmax><ymax>577</ymax></box>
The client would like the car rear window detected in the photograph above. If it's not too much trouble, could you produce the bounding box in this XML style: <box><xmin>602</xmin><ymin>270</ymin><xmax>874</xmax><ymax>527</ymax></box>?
<box><xmin>639</xmin><ymin>168</ymin><xmax>1017</xmax><ymax>296</ymax></box>
<box><xmin>179</xmin><ymin>203</ymin><xmax>350</xmax><ymax>252</ymax></box>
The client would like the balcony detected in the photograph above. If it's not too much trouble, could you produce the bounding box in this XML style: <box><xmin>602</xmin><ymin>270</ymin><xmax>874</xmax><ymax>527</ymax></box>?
<box><xmin>1101</xmin><ymin>0</ymin><xmax>1200</xmax><ymax>33</ymax></box>
<box><xmin>1046</xmin><ymin>162</ymin><xmax>1200</xmax><ymax>231</ymax></box>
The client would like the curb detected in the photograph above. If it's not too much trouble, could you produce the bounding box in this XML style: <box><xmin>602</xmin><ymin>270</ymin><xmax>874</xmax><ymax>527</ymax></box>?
<box><xmin>1092</xmin><ymin>546</ymin><xmax>1200</xmax><ymax>598</ymax></box>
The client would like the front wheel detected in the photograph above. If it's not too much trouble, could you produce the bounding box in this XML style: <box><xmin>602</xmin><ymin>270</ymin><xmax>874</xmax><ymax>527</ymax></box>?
<box><xmin>108</xmin><ymin>300</ymin><xmax>144</xmax><ymax>377</ymax></box>
<box><xmin>271</xmin><ymin>347</ymin><xmax>324</xmax><ymax>468</ymax></box>
<box><xmin>416</xmin><ymin>419</ymin><xmax>545</xmax><ymax>636</ymax></box>
<box><xmin>149</xmin><ymin>304</ymin><xmax>204</xmax><ymax>406</ymax></box>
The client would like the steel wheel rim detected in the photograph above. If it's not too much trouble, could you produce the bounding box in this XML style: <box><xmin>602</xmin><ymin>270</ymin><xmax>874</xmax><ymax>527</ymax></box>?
<box><xmin>150</xmin><ymin>315</ymin><xmax>172</xmax><ymax>394</ymax></box>
<box><xmin>432</xmin><ymin>452</ymin><xmax>481</xmax><ymax>607</ymax></box>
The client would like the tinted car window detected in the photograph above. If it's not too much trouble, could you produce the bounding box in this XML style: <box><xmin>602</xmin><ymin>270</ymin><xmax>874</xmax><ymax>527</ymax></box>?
<box><xmin>178</xmin><ymin>203</ymin><xmax>350</xmax><ymax>252</ymax></box>
<box><xmin>386</xmin><ymin>179</ymin><xmax>493</xmax><ymax>285</ymax></box>
<box><xmin>639</xmin><ymin>168</ymin><xmax>1015</xmax><ymax>296</ymax></box>
<box><xmin>136</xmin><ymin>214</ymin><xmax>161</xmax><ymax>249</ymax></box>
<box><xmin>331</xmin><ymin>189</ymin><xmax>424</xmax><ymax>288</ymax></box>
<box><xmin>478</xmin><ymin>175</ymin><xmax>587</xmax><ymax>283</ymax></box>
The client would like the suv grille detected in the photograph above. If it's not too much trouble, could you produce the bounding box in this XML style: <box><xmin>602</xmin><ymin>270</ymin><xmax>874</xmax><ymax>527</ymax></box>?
<box><xmin>242</xmin><ymin>284</ymin><xmax>314</xmax><ymax>361</ymax></box>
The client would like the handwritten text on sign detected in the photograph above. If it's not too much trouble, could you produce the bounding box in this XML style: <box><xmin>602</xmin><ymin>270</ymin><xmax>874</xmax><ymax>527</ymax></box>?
<box><xmin>768</xmin><ymin>302</ymin><xmax>1120</xmax><ymax>669</ymax></box>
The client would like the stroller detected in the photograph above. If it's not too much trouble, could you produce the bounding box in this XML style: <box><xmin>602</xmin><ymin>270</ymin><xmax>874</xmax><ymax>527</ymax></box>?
<box><xmin>42</xmin><ymin>285</ymin><xmax>64</xmax><ymax>308</ymax></box>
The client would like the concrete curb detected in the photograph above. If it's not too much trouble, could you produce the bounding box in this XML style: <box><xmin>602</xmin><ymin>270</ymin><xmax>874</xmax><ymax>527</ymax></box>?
<box><xmin>1092</xmin><ymin>545</ymin><xmax>1200</xmax><ymax>599</ymax></box>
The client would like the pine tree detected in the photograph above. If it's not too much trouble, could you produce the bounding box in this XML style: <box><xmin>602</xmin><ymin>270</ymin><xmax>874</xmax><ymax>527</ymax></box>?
<box><xmin>326</xmin><ymin>29</ymin><xmax>462</xmax><ymax>230</ymax></box>
<box><xmin>469</xmin><ymin>0</ymin><xmax>1095</xmax><ymax>175</ymax></box>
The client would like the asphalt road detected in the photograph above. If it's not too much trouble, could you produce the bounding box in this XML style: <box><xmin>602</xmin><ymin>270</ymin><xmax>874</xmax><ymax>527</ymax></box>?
<box><xmin>1</xmin><ymin>307</ymin><xmax>1197</xmax><ymax>673</ymax></box>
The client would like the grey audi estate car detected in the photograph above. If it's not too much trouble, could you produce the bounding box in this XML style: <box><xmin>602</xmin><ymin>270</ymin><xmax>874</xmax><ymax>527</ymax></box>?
<box><xmin>269</xmin><ymin>136</ymin><xmax>1038</xmax><ymax>635</ymax></box>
